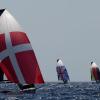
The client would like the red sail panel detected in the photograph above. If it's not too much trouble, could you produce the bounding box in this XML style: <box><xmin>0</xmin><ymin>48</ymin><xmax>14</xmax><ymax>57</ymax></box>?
<box><xmin>0</xmin><ymin>57</ymin><xmax>19</xmax><ymax>83</ymax></box>
<box><xmin>0</xmin><ymin>34</ymin><xmax>6</xmax><ymax>52</ymax></box>
<box><xmin>92</xmin><ymin>67</ymin><xmax>99</xmax><ymax>80</ymax></box>
<box><xmin>10</xmin><ymin>32</ymin><xmax>30</xmax><ymax>46</ymax></box>
<box><xmin>16</xmin><ymin>50</ymin><xmax>44</xmax><ymax>84</ymax></box>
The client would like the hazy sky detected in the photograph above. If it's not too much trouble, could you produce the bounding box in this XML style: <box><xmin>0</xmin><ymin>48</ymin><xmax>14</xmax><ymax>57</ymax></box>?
<box><xmin>0</xmin><ymin>0</ymin><xmax>100</xmax><ymax>82</ymax></box>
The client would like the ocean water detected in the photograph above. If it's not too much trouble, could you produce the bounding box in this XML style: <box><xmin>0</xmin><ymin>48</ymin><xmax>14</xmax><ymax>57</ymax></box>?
<box><xmin>0</xmin><ymin>82</ymin><xmax>100</xmax><ymax>100</ymax></box>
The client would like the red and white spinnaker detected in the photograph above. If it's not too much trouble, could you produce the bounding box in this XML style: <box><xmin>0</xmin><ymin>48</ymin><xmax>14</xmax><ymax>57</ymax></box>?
<box><xmin>0</xmin><ymin>9</ymin><xmax>44</xmax><ymax>85</ymax></box>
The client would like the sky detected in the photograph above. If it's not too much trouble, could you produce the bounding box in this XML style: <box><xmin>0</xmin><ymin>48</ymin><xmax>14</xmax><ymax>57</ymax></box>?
<box><xmin>0</xmin><ymin>0</ymin><xmax>100</xmax><ymax>82</ymax></box>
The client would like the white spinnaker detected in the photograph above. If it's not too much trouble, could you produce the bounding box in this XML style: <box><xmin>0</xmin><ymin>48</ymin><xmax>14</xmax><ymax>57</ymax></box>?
<box><xmin>91</xmin><ymin>62</ymin><xmax>98</xmax><ymax>68</ymax></box>
<box><xmin>57</xmin><ymin>59</ymin><xmax>64</xmax><ymax>66</ymax></box>
<box><xmin>0</xmin><ymin>10</ymin><xmax>22</xmax><ymax>33</ymax></box>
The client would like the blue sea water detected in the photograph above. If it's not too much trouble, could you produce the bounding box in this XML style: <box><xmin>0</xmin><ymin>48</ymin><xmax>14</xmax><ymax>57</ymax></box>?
<box><xmin>0</xmin><ymin>82</ymin><xmax>100</xmax><ymax>100</ymax></box>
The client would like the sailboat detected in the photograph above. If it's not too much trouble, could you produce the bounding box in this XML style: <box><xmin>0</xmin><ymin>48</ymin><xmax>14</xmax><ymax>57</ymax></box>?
<box><xmin>0</xmin><ymin>9</ymin><xmax>44</xmax><ymax>92</ymax></box>
<box><xmin>56</xmin><ymin>59</ymin><xmax>70</xmax><ymax>84</ymax></box>
<box><xmin>90</xmin><ymin>61</ymin><xmax>100</xmax><ymax>83</ymax></box>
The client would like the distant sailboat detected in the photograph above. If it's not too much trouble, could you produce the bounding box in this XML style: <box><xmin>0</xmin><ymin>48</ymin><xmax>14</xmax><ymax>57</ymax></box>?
<box><xmin>56</xmin><ymin>59</ymin><xmax>70</xmax><ymax>84</ymax></box>
<box><xmin>0</xmin><ymin>9</ymin><xmax>44</xmax><ymax>91</ymax></box>
<box><xmin>90</xmin><ymin>62</ymin><xmax>100</xmax><ymax>83</ymax></box>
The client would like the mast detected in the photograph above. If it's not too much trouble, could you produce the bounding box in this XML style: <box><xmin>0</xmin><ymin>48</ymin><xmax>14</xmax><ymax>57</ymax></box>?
<box><xmin>0</xmin><ymin>9</ymin><xmax>44</xmax><ymax>90</ymax></box>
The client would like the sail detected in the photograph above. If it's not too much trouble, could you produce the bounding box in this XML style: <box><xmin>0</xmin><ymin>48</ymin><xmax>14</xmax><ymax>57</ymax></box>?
<box><xmin>56</xmin><ymin>66</ymin><xmax>63</xmax><ymax>80</ymax></box>
<box><xmin>56</xmin><ymin>59</ymin><xmax>70</xmax><ymax>83</ymax></box>
<box><xmin>91</xmin><ymin>62</ymin><xmax>100</xmax><ymax>82</ymax></box>
<box><xmin>0</xmin><ymin>9</ymin><xmax>44</xmax><ymax>85</ymax></box>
